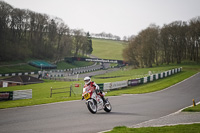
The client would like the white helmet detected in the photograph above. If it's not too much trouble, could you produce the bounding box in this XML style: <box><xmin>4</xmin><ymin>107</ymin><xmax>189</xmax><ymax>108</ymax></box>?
<box><xmin>84</xmin><ymin>76</ymin><xmax>91</xmax><ymax>85</ymax></box>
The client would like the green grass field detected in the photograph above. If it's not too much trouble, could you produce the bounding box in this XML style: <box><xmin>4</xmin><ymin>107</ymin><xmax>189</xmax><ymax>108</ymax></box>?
<box><xmin>0</xmin><ymin>63</ymin><xmax>199</xmax><ymax>109</ymax></box>
<box><xmin>106</xmin><ymin>124</ymin><xmax>200</xmax><ymax>133</ymax></box>
<box><xmin>0</xmin><ymin>81</ymin><xmax>81</xmax><ymax>108</ymax></box>
<box><xmin>92</xmin><ymin>38</ymin><xmax>125</xmax><ymax>60</ymax></box>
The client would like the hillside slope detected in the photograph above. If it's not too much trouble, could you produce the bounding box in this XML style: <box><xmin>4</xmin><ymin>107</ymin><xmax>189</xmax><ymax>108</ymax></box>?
<box><xmin>92</xmin><ymin>38</ymin><xmax>125</xmax><ymax>60</ymax></box>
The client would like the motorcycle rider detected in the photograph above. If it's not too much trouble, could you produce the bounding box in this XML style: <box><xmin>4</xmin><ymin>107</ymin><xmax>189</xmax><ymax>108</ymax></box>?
<box><xmin>82</xmin><ymin>76</ymin><xmax>107</xmax><ymax>104</ymax></box>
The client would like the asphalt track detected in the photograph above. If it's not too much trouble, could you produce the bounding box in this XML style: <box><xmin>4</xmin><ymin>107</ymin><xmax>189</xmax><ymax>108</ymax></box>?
<box><xmin>0</xmin><ymin>73</ymin><xmax>199</xmax><ymax>133</ymax></box>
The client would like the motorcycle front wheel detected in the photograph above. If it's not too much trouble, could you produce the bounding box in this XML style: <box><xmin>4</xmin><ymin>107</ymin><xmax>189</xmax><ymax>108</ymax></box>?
<box><xmin>87</xmin><ymin>100</ymin><xmax>97</xmax><ymax>114</ymax></box>
<box><xmin>104</xmin><ymin>100</ymin><xmax>112</xmax><ymax>112</ymax></box>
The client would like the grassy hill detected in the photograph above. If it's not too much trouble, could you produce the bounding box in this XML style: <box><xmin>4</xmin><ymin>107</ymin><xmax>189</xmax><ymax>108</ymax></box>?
<box><xmin>0</xmin><ymin>39</ymin><xmax>124</xmax><ymax>74</ymax></box>
<box><xmin>92</xmin><ymin>38</ymin><xmax>125</xmax><ymax>60</ymax></box>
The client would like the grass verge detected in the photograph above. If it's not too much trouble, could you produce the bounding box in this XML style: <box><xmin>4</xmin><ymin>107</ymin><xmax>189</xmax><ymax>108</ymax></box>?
<box><xmin>106</xmin><ymin>124</ymin><xmax>200</xmax><ymax>133</ymax></box>
<box><xmin>0</xmin><ymin>81</ymin><xmax>81</xmax><ymax>109</ymax></box>
<box><xmin>182</xmin><ymin>104</ymin><xmax>200</xmax><ymax>112</ymax></box>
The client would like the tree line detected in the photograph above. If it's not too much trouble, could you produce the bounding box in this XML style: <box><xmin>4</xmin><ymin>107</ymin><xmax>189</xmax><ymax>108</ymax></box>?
<box><xmin>0</xmin><ymin>1</ymin><xmax>93</xmax><ymax>62</ymax></box>
<box><xmin>91</xmin><ymin>32</ymin><xmax>121</xmax><ymax>41</ymax></box>
<box><xmin>123</xmin><ymin>17</ymin><xmax>200</xmax><ymax>68</ymax></box>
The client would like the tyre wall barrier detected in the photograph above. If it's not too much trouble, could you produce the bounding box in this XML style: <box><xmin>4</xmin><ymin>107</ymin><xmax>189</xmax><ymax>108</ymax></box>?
<box><xmin>98</xmin><ymin>67</ymin><xmax>182</xmax><ymax>91</ymax></box>
<box><xmin>138</xmin><ymin>67</ymin><xmax>182</xmax><ymax>85</ymax></box>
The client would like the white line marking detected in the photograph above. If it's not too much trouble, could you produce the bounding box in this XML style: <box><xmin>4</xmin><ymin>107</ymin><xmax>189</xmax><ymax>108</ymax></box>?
<box><xmin>99</xmin><ymin>102</ymin><xmax>200</xmax><ymax>133</ymax></box>
<box><xmin>139</xmin><ymin>122</ymin><xmax>200</xmax><ymax>128</ymax></box>
<box><xmin>131</xmin><ymin>101</ymin><xmax>200</xmax><ymax>128</ymax></box>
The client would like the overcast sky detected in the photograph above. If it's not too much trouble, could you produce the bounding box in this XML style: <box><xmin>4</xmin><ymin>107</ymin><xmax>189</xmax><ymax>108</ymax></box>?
<box><xmin>3</xmin><ymin>0</ymin><xmax>200</xmax><ymax>38</ymax></box>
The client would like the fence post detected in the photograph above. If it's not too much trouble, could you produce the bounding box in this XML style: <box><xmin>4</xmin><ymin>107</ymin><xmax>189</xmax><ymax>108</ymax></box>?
<box><xmin>70</xmin><ymin>85</ymin><xmax>72</xmax><ymax>97</ymax></box>
<box><xmin>50</xmin><ymin>87</ymin><xmax>52</xmax><ymax>98</ymax></box>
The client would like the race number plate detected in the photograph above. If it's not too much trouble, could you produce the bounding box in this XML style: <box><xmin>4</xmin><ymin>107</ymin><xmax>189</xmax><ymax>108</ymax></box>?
<box><xmin>84</xmin><ymin>93</ymin><xmax>90</xmax><ymax>100</ymax></box>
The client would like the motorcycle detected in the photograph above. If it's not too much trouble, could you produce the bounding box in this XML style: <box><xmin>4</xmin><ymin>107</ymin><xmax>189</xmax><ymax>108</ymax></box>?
<box><xmin>82</xmin><ymin>86</ymin><xmax>112</xmax><ymax>114</ymax></box>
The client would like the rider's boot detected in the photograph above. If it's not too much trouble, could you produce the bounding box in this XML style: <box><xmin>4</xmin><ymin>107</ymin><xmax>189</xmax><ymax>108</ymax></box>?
<box><xmin>101</xmin><ymin>96</ymin><xmax>109</xmax><ymax>105</ymax></box>
<box><xmin>98</xmin><ymin>91</ymin><xmax>109</xmax><ymax>105</ymax></box>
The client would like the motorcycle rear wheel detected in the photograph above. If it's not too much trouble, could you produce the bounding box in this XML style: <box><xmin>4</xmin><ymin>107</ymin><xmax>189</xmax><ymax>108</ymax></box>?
<box><xmin>87</xmin><ymin>101</ymin><xmax>97</xmax><ymax>114</ymax></box>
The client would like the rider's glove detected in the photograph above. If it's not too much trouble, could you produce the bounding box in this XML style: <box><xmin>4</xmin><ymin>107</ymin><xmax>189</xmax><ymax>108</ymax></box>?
<box><xmin>95</xmin><ymin>89</ymin><xmax>100</xmax><ymax>93</ymax></box>
<box><xmin>81</xmin><ymin>96</ymin><xmax>84</xmax><ymax>100</ymax></box>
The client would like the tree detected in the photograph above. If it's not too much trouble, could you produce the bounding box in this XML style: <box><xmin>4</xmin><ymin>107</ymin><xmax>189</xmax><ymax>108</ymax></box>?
<box><xmin>122</xmin><ymin>36</ymin><xmax>140</xmax><ymax>68</ymax></box>
<box><xmin>187</xmin><ymin>17</ymin><xmax>200</xmax><ymax>62</ymax></box>
<box><xmin>0</xmin><ymin>1</ymin><xmax>13</xmax><ymax>61</ymax></box>
<box><xmin>0</xmin><ymin>1</ymin><xmax>90</xmax><ymax>62</ymax></box>
<box><xmin>56</xmin><ymin>20</ymin><xmax>69</xmax><ymax>60</ymax></box>
<box><xmin>72</xmin><ymin>29</ymin><xmax>85</xmax><ymax>57</ymax></box>
<box><xmin>86</xmin><ymin>32</ymin><xmax>93</xmax><ymax>55</ymax></box>
<box><xmin>123</xmin><ymin>18</ymin><xmax>200</xmax><ymax>67</ymax></box>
